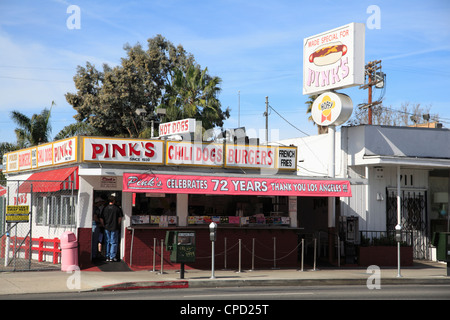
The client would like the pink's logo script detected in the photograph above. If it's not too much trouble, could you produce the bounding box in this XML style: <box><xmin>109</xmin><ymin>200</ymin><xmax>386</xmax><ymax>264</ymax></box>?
<box><xmin>126</xmin><ymin>175</ymin><xmax>163</xmax><ymax>190</ymax></box>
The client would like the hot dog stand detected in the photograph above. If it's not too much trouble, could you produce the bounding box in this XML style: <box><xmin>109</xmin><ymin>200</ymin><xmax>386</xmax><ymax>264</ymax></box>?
<box><xmin>3</xmin><ymin>129</ymin><xmax>352</xmax><ymax>269</ymax></box>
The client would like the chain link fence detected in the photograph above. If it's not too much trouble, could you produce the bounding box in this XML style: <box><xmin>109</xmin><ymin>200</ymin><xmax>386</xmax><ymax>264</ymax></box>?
<box><xmin>0</xmin><ymin>179</ymin><xmax>76</xmax><ymax>272</ymax></box>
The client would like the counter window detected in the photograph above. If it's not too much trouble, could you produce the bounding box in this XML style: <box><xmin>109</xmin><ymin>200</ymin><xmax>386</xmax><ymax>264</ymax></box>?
<box><xmin>131</xmin><ymin>193</ymin><xmax>292</xmax><ymax>227</ymax></box>
<box><xmin>187</xmin><ymin>194</ymin><xmax>291</xmax><ymax>226</ymax></box>
<box><xmin>131</xmin><ymin>193</ymin><xmax>177</xmax><ymax>226</ymax></box>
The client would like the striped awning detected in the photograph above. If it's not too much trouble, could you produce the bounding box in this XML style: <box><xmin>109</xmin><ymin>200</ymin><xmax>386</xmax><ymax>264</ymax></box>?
<box><xmin>18</xmin><ymin>167</ymin><xmax>78</xmax><ymax>193</ymax></box>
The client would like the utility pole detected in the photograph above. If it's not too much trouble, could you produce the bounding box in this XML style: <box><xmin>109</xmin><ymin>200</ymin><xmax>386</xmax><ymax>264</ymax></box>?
<box><xmin>265</xmin><ymin>96</ymin><xmax>269</xmax><ymax>144</ymax></box>
<box><xmin>359</xmin><ymin>60</ymin><xmax>383</xmax><ymax>125</ymax></box>
<box><xmin>238</xmin><ymin>90</ymin><xmax>240</xmax><ymax>128</ymax></box>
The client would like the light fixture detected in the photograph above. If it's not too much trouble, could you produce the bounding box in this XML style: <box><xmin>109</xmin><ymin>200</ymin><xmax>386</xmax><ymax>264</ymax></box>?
<box><xmin>375</xmin><ymin>71</ymin><xmax>385</xmax><ymax>89</ymax></box>
<box><xmin>434</xmin><ymin>192</ymin><xmax>448</xmax><ymax>217</ymax></box>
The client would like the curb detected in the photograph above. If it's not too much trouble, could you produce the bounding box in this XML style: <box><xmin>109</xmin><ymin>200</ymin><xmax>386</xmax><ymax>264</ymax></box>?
<box><xmin>97</xmin><ymin>276</ymin><xmax>450</xmax><ymax>291</ymax></box>
<box><xmin>100</xmin><ymin>280</ymin><xmax>189</xmax><ymax>291</ymax></box>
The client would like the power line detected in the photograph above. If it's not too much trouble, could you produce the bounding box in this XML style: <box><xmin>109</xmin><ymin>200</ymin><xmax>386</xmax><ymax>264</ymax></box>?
<box><xmin>0</xmin><ymin>65</ymin><xmax>72</xmax><ymax>71</ymax></box>
<box><xmin>0</xmin><ymin>75</ymin><xmax>72</xmax><ymax>83</ymax></box>
<box><xmin>268</xmin><ymin>104</ymin><xmax>310</xmax><ymax>137</ymax></box>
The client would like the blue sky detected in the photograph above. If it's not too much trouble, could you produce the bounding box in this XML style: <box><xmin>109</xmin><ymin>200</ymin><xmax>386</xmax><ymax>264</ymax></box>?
<box><xmin>1</xmin><ymin>0</ymin><xmax>449</xmax><ymax>144</ymax></box>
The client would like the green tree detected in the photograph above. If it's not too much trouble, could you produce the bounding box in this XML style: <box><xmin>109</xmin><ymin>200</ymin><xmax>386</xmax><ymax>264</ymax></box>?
<box><xmin>161</xmin><ymin>65</ymin><xmax>230</xmax><ymax>130</ymax></box>
<box><xmin>349</xmin><ymin>102</ymin><xmax>439</xmax><ymax>127</ymax></box>
<box><xmin>65</xmin><ymin>35</ymin><xmax>228</xmax><ymax>138</ymax></box>
<box><xmin>54</xmin><ymin>122</ymin><xmax>100</xmax><ymax>140</ymax></box>
<box><xmin>10</xmin><ymin>102</ymin><xmax>54</xmax><ymax>148</ymax></box>
<box><xmin>305</xmin><ymin>94</ymin><xmax>327</xmax><ymax>134</ymax></box>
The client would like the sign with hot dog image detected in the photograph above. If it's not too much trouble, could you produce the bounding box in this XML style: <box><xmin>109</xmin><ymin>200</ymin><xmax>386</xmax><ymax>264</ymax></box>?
<box><xmin>303</xmin><ymin>23</ymin><xmax>365</xmax><ymax>95</ymax></box>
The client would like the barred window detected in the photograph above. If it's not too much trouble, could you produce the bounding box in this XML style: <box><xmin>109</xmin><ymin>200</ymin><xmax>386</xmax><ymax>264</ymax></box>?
<box><xmin>36</xmin><ymin>194</ymin><xmax>76</xmax><ymax>227</ymax></box>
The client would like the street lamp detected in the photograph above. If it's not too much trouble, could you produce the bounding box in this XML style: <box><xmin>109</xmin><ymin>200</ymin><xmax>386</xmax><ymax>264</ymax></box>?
<box><xmin>135</xmin><ymin>108</ymin><xmax>167</xmax><ymax>138</ymax></box>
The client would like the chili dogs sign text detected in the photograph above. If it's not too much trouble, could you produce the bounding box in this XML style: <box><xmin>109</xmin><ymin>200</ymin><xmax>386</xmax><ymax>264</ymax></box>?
<box><xmin>166</xmin><ymin>142</ymin><xmax>223</xmax><ymax>167</ymax></box>
<box><xmin>303</xmin><ymin>23</ymin><xmax>365</xmax><ymax>95</ymax></box>
<box><xmin>123</xmin><ymin>173</ymin><xmax>352</xmax><ymax>197</ymax></box>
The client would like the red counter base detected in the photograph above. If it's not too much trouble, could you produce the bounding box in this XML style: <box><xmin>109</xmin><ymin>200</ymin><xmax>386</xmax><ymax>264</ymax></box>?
<box><xmin>123</xmin><ymin>227</ymin><xmax>301</xmax><ymax>270</ymax></box>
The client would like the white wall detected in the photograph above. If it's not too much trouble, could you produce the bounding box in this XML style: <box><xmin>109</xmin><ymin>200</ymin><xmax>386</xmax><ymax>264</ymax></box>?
<box><xmin>279</xmin><ymin>126</ymin><xmax>437</xmax><ymax>233</ymax></box>
<box><xmin>280</xmin><ymin>132</ymin><xmax>343</xmax><ymax>178</ymax></box>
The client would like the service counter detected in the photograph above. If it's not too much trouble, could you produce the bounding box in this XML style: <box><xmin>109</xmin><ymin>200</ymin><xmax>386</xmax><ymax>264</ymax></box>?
<box><xmin>130</xmin><ymin>215</ymin><xmax>291</xmax><ymax>227</ymax></box>
<box><xmin>122</xmin><ymin>172</ymin><xmax>351</xmax><ymax>269</ymax></box>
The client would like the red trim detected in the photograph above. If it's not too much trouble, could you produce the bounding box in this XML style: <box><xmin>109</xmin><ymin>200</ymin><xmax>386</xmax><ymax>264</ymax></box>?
<box><xmin>18</xmin><ymin>166</ymin><xmax>78</xmax><ymax>193</ymax></box>
<box><xmin>0</xmin><ymin>185</ymin><xmax>6</xmax><ymax>197</ymax></box>
<box><xmin>1</xmin><ymin>235</ymin><xmax>60</xmax><ymax>264</ymax></box>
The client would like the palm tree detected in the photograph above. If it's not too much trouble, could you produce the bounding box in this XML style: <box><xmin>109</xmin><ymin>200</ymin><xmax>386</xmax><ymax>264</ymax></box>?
<box><xmin>54</xmin><ymin>122</ymin><xmax>100</xmax><ymax>140</ymax></box>
<box><xmin>11</xmin><ymin>102</ymin><xmax>54</xmax><ymax>147</ymax></box>
<box><xmin>305</xmin><ymin>94</ymin><xmax>328</xmax><ymax>134</ymax></box>
<box><xmin>162</xmin><ymin>65</ymin><xmax>229</xmax><ymax>132</ymax></box>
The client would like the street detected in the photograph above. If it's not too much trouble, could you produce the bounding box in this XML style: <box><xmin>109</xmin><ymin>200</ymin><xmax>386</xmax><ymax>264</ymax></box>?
<box><xmin>3</xmin><ymin>284</ymin><xmax>450</xmax><ymax>300</ymax></box>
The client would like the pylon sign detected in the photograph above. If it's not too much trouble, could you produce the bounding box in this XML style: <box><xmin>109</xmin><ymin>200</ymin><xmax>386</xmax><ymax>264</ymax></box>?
<box><xmin>303</xmin><ymin>22</ymin><xmax>365</xmax><ymax>95</ymax></box>
<box><xmin>311</xmin><ymin>92</ymin><xmax>353</xmax><ymax>126</ymax></box>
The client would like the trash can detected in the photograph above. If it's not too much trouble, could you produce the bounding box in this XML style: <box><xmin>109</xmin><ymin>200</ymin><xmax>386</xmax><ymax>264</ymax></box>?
<box><xmin>432</xmin><ymin>232</ymin><xmax>449</xmax><ymax>261</ymax></box>
<box><xmin>165</xmin><ymin>231</ymin><xmax>196</xmax><ymax>279</ymax></box>
<box><xmin>165</xmin><ymin>231</ymin><xmax>196</xmax><ymax>263</ymax></box>
<box><xmin>60</xmin><ymin>231</ymin><xmax>79</xmax><ymax>272</ymax></box>
<box><xmin>446</xmin><ymin>233</ymin><xmax>450</xmax><ymax>277</ymax></box>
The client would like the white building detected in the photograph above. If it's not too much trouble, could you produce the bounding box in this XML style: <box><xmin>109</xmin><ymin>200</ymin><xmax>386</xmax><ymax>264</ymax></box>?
<box><xmin>280</xmin><ymin>124</ymin><xmax>450</xmax><ymax>261</ymax></box>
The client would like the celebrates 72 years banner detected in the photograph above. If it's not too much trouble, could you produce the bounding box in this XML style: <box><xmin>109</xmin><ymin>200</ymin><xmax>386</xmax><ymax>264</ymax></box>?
<box><xmin>123</xmin><ymin>173</ymin><xmax>351</xmax><ymax>197</ymax></box>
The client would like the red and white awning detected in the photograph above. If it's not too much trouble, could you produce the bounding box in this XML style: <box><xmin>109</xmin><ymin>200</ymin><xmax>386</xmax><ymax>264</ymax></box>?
<box><xmin>18</xmin><ymin>166</ymin><xmax>78</xmax><ymax>193</ymax></box>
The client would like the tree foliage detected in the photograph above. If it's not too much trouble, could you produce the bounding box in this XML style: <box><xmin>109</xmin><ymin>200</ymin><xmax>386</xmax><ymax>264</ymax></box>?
<box><xmin>161</xmin><ymin>65</ymin><xmax>230</xmax><ymax>130</ymax></box>
<box><xmin>65</xmin><ymin>35</ymin><xmax>229</xmax><ymax>138</ymax></box>
<box><xmin>305</xmin><ymin>94</ymin><xmax>327</xmax><ymax>134</ymax></box>
<box><xmin>10</xmin><ymin>102</ymin><xmax>53</xmax><ymax>148</ymax></box>
<box><xmin>349</xmin><ymin>102</ymin><xmax>439</xmax><ymax>126</ymax></box>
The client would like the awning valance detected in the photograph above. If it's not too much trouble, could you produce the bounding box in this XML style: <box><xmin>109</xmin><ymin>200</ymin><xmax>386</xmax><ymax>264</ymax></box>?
<box><xmin>19</xmin><ymin>167</ymin><xmax>78</xmax><ymax>193</ymax></box>
<box><xmin>123</xmin><ymin>172</ymin><xmax>352</xmax><ymax>197</ymax></box>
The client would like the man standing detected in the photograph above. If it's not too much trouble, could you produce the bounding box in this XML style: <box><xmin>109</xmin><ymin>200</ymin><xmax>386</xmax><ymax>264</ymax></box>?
<box><xmin>99</xmin><ymin>196</ymin><xmax>123</xmax><ymax>262</ymax></box>
<box><xmin>92</xmin><ymin>197</ymin><xmax>105</xmax><ymax>260</ymax></box>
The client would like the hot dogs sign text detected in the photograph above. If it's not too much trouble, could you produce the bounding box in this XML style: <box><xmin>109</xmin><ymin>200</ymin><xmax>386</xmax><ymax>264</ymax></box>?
<box><xmin>303</xmin><ymin>22</ymin><xmax>365</xmax><ymax>95</ymax></box>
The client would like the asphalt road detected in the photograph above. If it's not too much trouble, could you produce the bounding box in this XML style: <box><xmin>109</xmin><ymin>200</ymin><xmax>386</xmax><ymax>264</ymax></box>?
<box><xmin>3</xmin><ymin>284</ymin><xmax>450</xmax><ymax>300</ymax></box>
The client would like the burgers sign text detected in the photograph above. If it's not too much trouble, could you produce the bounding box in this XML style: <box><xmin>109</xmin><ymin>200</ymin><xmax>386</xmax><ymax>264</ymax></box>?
<box><xmin>303</xmin><ymin>23</ymin><xmax>365</xmax><ymax>95</ymax></box>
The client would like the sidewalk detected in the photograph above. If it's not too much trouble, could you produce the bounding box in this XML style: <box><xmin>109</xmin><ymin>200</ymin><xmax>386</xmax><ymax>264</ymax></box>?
<box><xmin>0</xmin><ymin>260</ymin><xmax>449</xmax><ymax>296</ymax></box>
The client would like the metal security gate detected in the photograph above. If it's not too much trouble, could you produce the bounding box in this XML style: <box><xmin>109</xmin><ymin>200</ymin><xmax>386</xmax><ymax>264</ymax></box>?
<box><xmin>386</xmin><ymin>188</ymin><xmax>429</xmax><ymax>259</ymax></box>
<box><xmin>0</xmin><ymin>179</ymin><xmax>76</xmax><ymax>272</ymax></box>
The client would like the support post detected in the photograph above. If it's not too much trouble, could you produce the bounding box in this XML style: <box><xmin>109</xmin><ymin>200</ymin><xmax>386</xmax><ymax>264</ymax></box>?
<box><xmin>397</xmin><ymin>165</ymin><xmax>402</xmax><ymax>278</ymax></box>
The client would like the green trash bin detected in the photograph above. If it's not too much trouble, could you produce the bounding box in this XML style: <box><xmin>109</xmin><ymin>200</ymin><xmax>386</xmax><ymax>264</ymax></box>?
<box><xmin>165</xmin><ymin>230</ymin><xmax>196</xmax><ymax>263</ymax></box>
<box><xmin>433</xmin><ymin>232</ymin><xmax>450</xmax><ymax>261</ymax></box>
<box><xmin>165</xmin><ymin>230</ymin><xmax>196</xmax><ymax>279</ymax></box>
<box><xmin>446</xmin><ymin>233</ymin><xmax>450</xmax><ymax>276</ymax></box>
